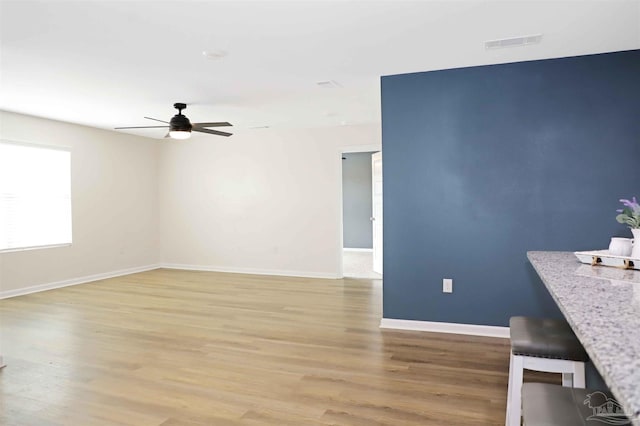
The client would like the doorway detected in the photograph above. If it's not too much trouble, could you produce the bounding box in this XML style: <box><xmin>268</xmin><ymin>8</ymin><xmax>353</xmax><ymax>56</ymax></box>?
<box><xmin>341</xmin><ymin>150</ymin><xmax>382</xmax><ymax>279</ymax></box>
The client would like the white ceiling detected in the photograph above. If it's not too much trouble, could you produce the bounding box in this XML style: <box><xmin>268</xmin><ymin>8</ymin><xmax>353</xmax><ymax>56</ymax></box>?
<box><xmin>1</xmin><ymin>1</ymin><xmax>639</xmax><ymax>139</ymax></box>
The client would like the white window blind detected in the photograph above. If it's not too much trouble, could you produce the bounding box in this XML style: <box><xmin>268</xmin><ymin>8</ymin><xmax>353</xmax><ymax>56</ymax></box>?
<box><xmin>0</xmin><ymin>141</ymin><xmax>72</xmax><ymax>252</ymax></box>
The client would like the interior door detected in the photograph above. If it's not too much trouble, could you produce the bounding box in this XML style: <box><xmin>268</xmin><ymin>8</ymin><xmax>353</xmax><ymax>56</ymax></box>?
<box><xmin>372</xmin><ymin>152</ymin><xmax>383</xmax><ymax>274</ymax></box>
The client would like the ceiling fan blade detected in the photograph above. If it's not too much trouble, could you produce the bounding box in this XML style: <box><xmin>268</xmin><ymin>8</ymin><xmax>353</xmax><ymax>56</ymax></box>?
<box><xmin>193</xmin><ymin>128</ymin><xmax>232</xmax><ymax>137</ymax></box>
<box><xmin>114</xmin><ymin>125</ymin><xmax>169</xmax><ymax>129</ymax></box>
<box><xmin>193</xmin><ymin>122</ymin><xmax>232</xmax><ymax>128</ymax></box>
<box><xmin>144</xmin><ymin>117</ymin><xmax>170</xmax><ymax>124</ymax></box>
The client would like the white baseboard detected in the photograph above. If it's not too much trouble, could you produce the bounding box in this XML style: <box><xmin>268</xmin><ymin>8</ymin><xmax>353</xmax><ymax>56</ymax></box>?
<box><xmin>380</xmin><ymin>318</ymin><xmax>509</xmax><ymax>338</ymax></box>
<box><xmin>343</xmin><ymin>248</ymin><xmax>373</xmax><ymax>252</ymax></box>
<box><xmin>0</xmin><ymin>264</ymin><xmax>161</xmax><ymax>300</ymax></box>
<box><xmin>160</xmin><ymin>263</ymin><xmax>341</xmax><ymax>280</ymax></box>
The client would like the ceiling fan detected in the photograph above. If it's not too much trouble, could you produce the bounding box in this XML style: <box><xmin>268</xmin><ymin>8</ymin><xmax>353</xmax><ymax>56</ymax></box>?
<box><xmin>115</xmin><ymin>103</ymin><xmax>232</xmax><ymax>139</ymax></box>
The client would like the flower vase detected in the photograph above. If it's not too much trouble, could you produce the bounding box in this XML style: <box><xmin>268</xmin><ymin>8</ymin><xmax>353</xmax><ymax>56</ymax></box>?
<box><xmin>632</xmin><ymin>229</ymin><xmax>640</xmax><ymax>259</ymax></box>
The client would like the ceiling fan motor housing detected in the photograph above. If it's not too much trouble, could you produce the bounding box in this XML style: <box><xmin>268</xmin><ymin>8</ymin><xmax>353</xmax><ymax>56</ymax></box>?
<box><xmin>169</xmin><ymin>113</ymin><xmax>192</xmax><ymax>132</ymax></box>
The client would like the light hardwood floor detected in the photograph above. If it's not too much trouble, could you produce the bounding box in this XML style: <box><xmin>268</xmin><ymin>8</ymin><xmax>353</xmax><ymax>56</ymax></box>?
<box><xmin>0</xmin><ymin>269</ymin><xmax>550</xmax><ymax>425</ymax></box>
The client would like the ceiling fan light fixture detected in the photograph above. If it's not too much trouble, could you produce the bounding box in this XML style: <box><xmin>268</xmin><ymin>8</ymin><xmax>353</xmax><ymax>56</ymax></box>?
<box><xmin>169</xmin><ymin>130</ymin><xmax>191</xmax><ymax>140</ymax></box>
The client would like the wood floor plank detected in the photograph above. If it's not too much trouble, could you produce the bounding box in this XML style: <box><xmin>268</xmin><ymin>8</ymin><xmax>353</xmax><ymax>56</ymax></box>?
<box><xmin>0</xmin><ymin>269</ymin><xmax>548</xmax><ymax>425</ymax></box>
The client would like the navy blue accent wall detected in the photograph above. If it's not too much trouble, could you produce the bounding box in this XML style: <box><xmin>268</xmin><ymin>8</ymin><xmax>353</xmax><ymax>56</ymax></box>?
<box><xmin>382</xmin><ymin>50</ymin><xmax>640</xmax><ymax>326</ymax></box>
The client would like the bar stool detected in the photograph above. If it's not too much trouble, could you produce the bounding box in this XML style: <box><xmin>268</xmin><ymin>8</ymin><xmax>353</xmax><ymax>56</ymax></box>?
<box><xmin>522</xmin><ymin>383</ymin><xmax>629</xmax><ymax>425</ymax></box>
<box><xmin>505</xmin><ymin>317</ymin><xmax>588</xmax><ymax>426</ymax></box>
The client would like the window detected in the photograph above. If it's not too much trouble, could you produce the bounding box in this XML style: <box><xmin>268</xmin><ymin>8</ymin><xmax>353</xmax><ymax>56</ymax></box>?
<box><xmin>0</xmin><ymin>141</ymin><xmax>72</xmax><ymax>252</ymax></box>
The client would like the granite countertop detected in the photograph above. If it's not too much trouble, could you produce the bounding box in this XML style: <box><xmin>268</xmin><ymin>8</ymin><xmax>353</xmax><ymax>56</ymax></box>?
<box><xmin>528</xmin><ymin>251</ymin><xmax>640</xmax><ymax>425</ymax></box>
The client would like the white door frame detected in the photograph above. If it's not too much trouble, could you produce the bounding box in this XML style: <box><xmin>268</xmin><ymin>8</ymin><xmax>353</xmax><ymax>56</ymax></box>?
<box><xmin>336</xmin><ymin>144</ymin><xmax>382</xmax><ymax>278</ymax></box>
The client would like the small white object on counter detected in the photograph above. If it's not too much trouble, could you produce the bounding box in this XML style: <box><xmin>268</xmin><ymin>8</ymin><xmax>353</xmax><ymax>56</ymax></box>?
<box><xmin>632</xmin><ymin>229</ymin><xmax>640</xmax><ymax>259</ymax></box>
<box><xmin>609</xmin><ymin>237</ymin><xmax>634</xmax><ymax>256</ymax></box>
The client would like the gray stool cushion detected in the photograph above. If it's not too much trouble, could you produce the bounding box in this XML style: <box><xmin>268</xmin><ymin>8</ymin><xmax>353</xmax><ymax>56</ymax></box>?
<box><xmin>522</xmin><ymin>383</ymin><xmax>629</xmax><ymax>426</ymax></box>
<box><xmin>510</xmin><ymin>316</ymin><xmax>588</xmax><ymax>361</ymax></box>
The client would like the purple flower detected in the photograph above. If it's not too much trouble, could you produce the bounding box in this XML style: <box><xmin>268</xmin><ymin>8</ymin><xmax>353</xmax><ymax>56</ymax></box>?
<box><xmin>620</xmin><ymin>197</ymin><xmax>640</xmax><ymax>213</ymax></box>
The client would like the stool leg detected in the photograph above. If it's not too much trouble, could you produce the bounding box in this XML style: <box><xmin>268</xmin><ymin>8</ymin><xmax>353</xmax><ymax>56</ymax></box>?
<box><xmin>561</xmin><ymin>372</ymin><xmax>573</xmax><ymax>387</ymax></box>
<box><xmin>506</xmin><ymin>352</ymin><xmax>514</xmax><ymax>425</ymax></box>
<box><xmin>506</xmin><ymin>352</ymin><xmax>524</xmax><ymax>426</ymax></box>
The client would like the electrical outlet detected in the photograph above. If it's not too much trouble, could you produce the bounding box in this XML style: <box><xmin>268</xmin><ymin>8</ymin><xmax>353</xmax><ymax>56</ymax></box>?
<box><xmin>443</xmin><ymin>278</ymin><xmax>453</xmax><ymax>293</ymax></box>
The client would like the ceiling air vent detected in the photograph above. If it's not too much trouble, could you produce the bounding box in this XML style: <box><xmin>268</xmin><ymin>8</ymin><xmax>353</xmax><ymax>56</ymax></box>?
<box><xmin>485</xmin><ymin>34</ymin><xmax>542</xmax><ymax>50</ymax></box>
<box><xmin>316</xmin><ymin>80</ymin><xmax>342</xmax><ymax>89</ymax></box>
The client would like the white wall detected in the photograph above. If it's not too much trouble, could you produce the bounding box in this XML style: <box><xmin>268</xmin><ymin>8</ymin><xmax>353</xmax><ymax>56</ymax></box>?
<box><xmin>158</xmin><ymin>124</ymin><xmax>381</xmax><ymax>278</ymax></box>
<box><xmin>0</xmin><ymin>111</ymin><xmax>159</xmax><ymax>295</ymax></box>
<box><xmin>0</xmin><ymin>115</ymin><xmax>380</xmax><ymax>295</ymax></box>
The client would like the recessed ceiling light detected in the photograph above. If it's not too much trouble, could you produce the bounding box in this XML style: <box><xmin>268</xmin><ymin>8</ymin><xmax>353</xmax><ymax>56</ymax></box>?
<box><xmin>485</xmin><ymin>34</ymin><xmax>543</xmax><ymax>50</ymax></box>
<box><xmin>202</xmin><ymin>50</ymin><xmax>228</xmax><ymax>60</ymax></box>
